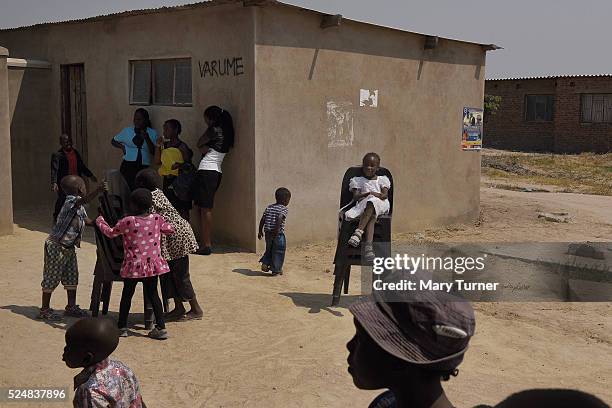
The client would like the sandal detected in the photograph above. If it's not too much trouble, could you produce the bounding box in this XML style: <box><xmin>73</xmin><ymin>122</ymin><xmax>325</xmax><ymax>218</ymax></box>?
<box><xmin>348</xmin><ymin>228</ymin><xmax>364</xmax><ymax>247</ymax></box>
<box><xmin>37</xmin><ymin>308</ymin><xmax>62</xmax><ymax>321</ymax></box>
<box><xmin>363</xmin><ymin>243</ymin><xmax>376</xmax><ymax>262</ymax></box>
<box><xmin>64</xmin><ymin>305</ymin><xmax>90</xmax><ymax>318</ymax></box>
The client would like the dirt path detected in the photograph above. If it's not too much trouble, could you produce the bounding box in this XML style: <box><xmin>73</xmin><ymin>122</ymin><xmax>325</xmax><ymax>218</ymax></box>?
<box><xmin>0</xmin><ymin>187</ymin><xmax>611</xmax><ymax>407</ymax></box>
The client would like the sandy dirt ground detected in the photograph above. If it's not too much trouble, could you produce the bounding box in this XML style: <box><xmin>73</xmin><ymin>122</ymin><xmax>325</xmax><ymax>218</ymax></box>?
<box><xmin>1</xmin><ymin>187</ymin><xmax>611</xmax><ymax>407</ymax></box>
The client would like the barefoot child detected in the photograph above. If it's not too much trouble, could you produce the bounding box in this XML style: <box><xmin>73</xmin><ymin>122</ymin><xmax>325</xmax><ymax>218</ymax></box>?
<box><xmin>346</xmin><ymin>153</ymin><xmax>391</xmax><ymax>261</ymax></box>
<box><xmin>96</xmin><ymin>188</ymin><xmax>174</xmax><ymax>340</ymax></box>
<box><xmin>63</xmin><ymin>317</ymin><xmax>146</xmax><ymax>408</ymax></box>
<box><xmin>135</xmin><ymin>169</ymin><xmax>203</xmax><ymax>321</ymax></box>
<box><xmin>258</xmin><ymin>188</ymin><xmax>291</xmax><ymax>276</ymax></box>
<box><xmin>39</xmin><ymin>175</ymin><xmax>105</xmax><ymax>320</ymax></box>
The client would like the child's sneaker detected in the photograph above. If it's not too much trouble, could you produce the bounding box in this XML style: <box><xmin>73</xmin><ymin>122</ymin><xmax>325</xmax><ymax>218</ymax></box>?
<box><xmin>64</xmin><ymin>305</ymin><xmax>90</xmax><ymax>318</ymax></box>
<box><xmin>148</xmin><ymin>327</ymin><xmax>168</xmax><ymax>340</ymax></box>
<box><xmin>37</xmin><ymin>308</ymin><xmax>62</xmax><ymax>321</ymax></box>
<box><xmin>119</xmin><ymin>328</ymin><xmax>129</xmax><ymax>337</ymax></box>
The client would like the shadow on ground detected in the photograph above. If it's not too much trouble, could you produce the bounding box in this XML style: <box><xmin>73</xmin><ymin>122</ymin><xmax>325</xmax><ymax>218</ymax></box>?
<box><xmin>279</xmin><ymin>292</ymin><xmax>366</xmax><ymax>317</ymax></box>
<box><xmin>1</xmin><ymin>304</ymin><xmax>148</xmax><ymax>335</ymax></box>
<box><xmin>232</xmin><ymin>268</ymin><xmax>275</xmax><ymax>277</ymax></box>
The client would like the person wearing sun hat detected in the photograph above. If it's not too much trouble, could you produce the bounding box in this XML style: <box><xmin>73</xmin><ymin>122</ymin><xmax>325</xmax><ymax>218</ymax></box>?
<box><xmin>346</xmin><ymin>282</ymin><xmax>478</xmax><ymax>408</ymax></box>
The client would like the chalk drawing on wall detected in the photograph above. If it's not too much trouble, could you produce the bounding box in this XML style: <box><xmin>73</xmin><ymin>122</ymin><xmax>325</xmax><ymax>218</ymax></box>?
<box><xmin>327</xmin><ymin>101</ymin><xmax>354</xmax><ymax>148</ymax></box>
<box><xmin>359</xmin><ymin>89</ymin><xmax>378</xmax><ymax>107</ymax></box>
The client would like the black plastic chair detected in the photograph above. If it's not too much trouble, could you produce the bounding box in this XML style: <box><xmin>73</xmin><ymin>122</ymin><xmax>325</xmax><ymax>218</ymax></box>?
<box><xmin>331</xmin><ymin>166</ymin><xmax>394</xmax><ymax>306</ymax></box>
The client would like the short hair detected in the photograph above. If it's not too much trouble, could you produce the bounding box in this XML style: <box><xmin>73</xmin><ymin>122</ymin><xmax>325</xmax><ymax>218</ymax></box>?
<box><xmin>165</xmin><ymin>119</ymin><xmax>182</xmax><ymax>135</ymax></box>
<box><xmin>275</xmin><ymin>187</ymin><xmax>291</xmax><ymax>203</ymax></box>
<box><xmin>135</xmin><ymin>168</ymin><xmax>160</xmax><ymax>191</ymax></box>
<box><xmin>129</xmin><ymin>188</ymin><xmax>153</xmax><ymax>213</ymax></box>
<box><xmin>362</xmin><ymin>152</ymin><xmax>381</xmax><ymax>164</ymax></box>
<box><xmin>60</xmin><ymin>175</ymin><xmax>85</xmax><ymax>196</ymax></box>
<box><xmin>65</xmin><ymin>318</ymin><xmax>119</xmax><ymax>363</ymax></box>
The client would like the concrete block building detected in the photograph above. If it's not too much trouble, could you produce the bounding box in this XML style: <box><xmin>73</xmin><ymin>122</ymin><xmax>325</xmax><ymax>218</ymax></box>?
<box><xmin>484</xmin><ymin>75</ymin><xmax>612</xmax><ymax>153</ymax></box>
<box><xmin>0</xmin><ymin>0</ymin><xmax>495</xmax><ymax>248</ymax></box>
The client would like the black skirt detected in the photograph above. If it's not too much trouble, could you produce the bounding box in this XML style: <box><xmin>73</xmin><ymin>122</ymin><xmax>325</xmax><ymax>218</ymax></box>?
<box><xmin>193</xmin><ymin>170</ymin><xmax>222</xmax><ymax>209</ymax></box>
<box><xmin>120</xmin><ymin>160</ymin><xmax>148</xmax><ymax>191</ymax></box>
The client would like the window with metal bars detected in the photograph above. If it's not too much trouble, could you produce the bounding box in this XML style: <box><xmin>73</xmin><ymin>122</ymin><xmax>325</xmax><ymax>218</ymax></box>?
<box><xmin>581</xmin><ymin>94</ymin><xmax>612</xmax><ymax>123</ymax></box>
<box><xmin>129</xmin><ymin>58</ymin><xmax>192</xmax><ymax>106</ymax></box>
<box><xmin>524</xmin><ymin>95</ymin><xmax>554</xmax><ymax>122</ymax></box>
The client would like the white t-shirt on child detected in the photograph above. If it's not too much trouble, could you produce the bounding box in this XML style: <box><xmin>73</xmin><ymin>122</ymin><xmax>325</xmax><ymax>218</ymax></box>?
<box><xmin>349</xmin><ymin>175</ymin><xmax>391</xmax><ymax>195</ymax></box>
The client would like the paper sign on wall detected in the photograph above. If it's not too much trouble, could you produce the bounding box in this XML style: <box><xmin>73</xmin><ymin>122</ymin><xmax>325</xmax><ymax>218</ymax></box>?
<box><xmin>360</xmin><ymin>89</ymin><xmax>378</xmax><ymax>107</ymax></box>
<box><xmin>461</xmin><ymin>107</ymin><xmax>483</xmax><ymax>150</ymax></box>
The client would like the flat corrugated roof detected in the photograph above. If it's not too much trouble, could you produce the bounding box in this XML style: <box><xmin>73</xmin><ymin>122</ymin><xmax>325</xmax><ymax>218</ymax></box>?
<box><xmin>487</xmin><ymin>74</ymin><xmax>612</xmax><ymax>81</ymax></box>
<box><xmin>0</xmin><ymin>0</ymin><xmax>500</xmax><ymax>49</ymax></box>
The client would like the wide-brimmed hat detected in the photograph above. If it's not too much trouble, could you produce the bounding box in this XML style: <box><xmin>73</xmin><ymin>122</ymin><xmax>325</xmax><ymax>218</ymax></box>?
<box><xmin>349</xmin><ymin>289</ymin><xmax>475</xmax><ymax>371</ymax></box>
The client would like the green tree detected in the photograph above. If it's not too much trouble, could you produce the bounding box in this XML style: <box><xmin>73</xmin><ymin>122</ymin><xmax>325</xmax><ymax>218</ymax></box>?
<box><xmin>484</xmin><ymin>94</ymin><xmax>502</xmax><ymax>117</ymax></box>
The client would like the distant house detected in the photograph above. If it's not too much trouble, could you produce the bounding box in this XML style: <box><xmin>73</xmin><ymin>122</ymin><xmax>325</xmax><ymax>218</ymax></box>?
<box><xmin>484</xmin><ymin>75</ymin><xmax>612</xmax><ymax>153</ymax></box>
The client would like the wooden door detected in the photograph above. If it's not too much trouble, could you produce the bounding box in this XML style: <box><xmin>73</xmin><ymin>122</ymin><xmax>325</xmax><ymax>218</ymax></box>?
<box><xmin>60</xmin><ymin>64</ymin><xmax>88</xmax><ymax>162</ymax></box>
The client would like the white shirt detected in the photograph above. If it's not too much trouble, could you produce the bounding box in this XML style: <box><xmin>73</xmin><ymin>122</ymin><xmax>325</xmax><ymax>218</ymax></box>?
<box><xmin>198</xmin><ymin>148</ymin><xmax>226</xmax><ymax>172</ymax></box>
<box><xmin>349</xmin><ymin>175</ymin><xmax>391</xmax><ymax>194</ymax></box>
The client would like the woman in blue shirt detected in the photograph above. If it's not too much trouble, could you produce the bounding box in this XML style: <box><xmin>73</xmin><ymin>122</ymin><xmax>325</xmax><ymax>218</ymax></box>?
<box><xmin>111</xmin><ymin>108</ymin><xmax>158</xmax><ymax>190</ymax></box>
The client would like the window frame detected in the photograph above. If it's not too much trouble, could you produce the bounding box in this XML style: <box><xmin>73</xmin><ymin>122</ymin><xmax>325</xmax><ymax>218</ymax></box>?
<box><xmin>524</xmin><ymin>94</ymin><xmax>555</xmax><ymax>123</ymax></box>
<box><xmin>129</xmin><ymin>58</ymin><xmax>193</xmax><ymax>107</ymax></box>
<box><xmin>580</xmin><ymin>93</ymin><xmax>612</xmax><ymax>124</ymax></box>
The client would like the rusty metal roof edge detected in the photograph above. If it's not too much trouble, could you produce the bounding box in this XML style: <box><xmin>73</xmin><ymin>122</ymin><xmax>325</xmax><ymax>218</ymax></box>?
<box><xmin>278</xmin><ymin>2</ymin><xmax>498</xmax><ymax>48</ymax></box>
<box><xmin>487</xmin><ymin>74</ymin><xmax>612</xmax><ymax>81</ymax></box>
<box><xmin>0</xmin><ymin>0</ymin><xmax>241</xmax><ymax>32</ymax></box>
<box><xmin>0</xmin><ymin>0</ymin><xmax>497</xmax><ymax>48</ymax></box>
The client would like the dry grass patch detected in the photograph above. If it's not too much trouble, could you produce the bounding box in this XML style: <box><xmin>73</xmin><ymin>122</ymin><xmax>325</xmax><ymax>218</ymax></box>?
<box><xmin>481</xmin><ymin>150</ymin><xmax>612</xmax><ymax>195</ymax></box>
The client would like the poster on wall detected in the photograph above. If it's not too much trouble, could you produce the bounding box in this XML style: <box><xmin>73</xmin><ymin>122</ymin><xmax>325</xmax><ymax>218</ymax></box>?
<box><xmin>360</xmin><ymin>89</ymin><xmax>378</xmax><ymax>107</ymax></box>
<box><xmin>461</xmin><ymin>107</ymin><xmax>483</xmax><ymax>150</ymax></box>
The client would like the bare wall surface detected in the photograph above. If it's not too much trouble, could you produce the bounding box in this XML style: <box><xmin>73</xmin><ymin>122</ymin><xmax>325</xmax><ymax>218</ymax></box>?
<box><xmin>254</xmin><ymin>5</ymin><xmax>484</xmax><ymax>249</ymax></box>
<box><xmin>0</xmin><ymin>4</ymin><xmax>257</xmax><ymax>249</ymax></box>
<box><xmin>8</xmin><ymin>66</ymin><xmax>55</xmax><ymax>210</ymax></box>
<box><xmin>0</xmin><ymin>46</ymin><xmax>13</xmax><ymax>235</ymax></box>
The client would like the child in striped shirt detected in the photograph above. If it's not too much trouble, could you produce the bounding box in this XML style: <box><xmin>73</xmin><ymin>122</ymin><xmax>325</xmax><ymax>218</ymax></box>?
<box><xmin>258</xmin><ymin>188</ymin><xmax>291</xmax><ymax>275</ymax></box>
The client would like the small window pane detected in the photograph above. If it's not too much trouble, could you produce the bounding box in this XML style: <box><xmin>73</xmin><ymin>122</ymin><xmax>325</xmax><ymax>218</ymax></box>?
<box><xmin>153</xmin><ymin>60</ymin><xmax>174</xmax><ymax>105</ymax></box>
<box><xmin>604</xmin><ymin>95</ymin><xmax>612</xmax><ymax>122</ymax></box>
<box><xmin>525</xmin><ymin>95</ymin><xmax>553</xmax><ymax>122</ymax></box>
<box><xmin>581</xmin><ymin>94</ymin><xmax>593</xmax><ymax>122</ymax></box>
<box><xmin>130</xmin><ymin>61</ymin><xmax>151</xmax><ymax>104</ymax></box>
<box><xmin>581</xmin><ymin>94</ymin><xmax>612</xmax><ymax>123</ymax></box>
<box><xmin>592</xmin><ymin>95</ymin><xmax>604</xmax><ymax>123</ymax></box>
<box><xmin>174</xmin><ymin>60</ymin><xmax>192</xmax><ymax>105</ymax></box>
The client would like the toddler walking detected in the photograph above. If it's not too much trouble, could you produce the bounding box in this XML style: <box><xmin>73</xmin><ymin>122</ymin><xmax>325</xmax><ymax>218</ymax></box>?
<box><xmin>346</xmin><ymin>152</ymin><xmax>391</xmax><ymax>261</ymax></box>
<box><xmin>96</xmin><ymin>188</ymin><xmax>174</xmax><ymax>340</ymax></box>
<box><xmin>258</xmin><ymin>188</ymin><xmax>291</xmax><ymax>275</ymax></box>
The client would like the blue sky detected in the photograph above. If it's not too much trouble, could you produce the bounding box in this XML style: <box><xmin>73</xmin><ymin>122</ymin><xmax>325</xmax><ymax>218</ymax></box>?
<box><xmin>1</xmin><ymin>0</ymin><xmax>610</xmax><ymax>79</ymax></box>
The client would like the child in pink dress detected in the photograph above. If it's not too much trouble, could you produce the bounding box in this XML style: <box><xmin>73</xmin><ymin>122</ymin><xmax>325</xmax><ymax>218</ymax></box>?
<box><xmin>96</xmin><ymin>188</ymin><xmax>175</xmax><ymax>340</ymax></box>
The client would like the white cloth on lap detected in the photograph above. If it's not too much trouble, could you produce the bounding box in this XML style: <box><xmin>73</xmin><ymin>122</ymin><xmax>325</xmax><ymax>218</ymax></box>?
<box><xmin>345</xmin><ymin>175</ymin><xmax>391</xmax><ymax>220</ymax></box>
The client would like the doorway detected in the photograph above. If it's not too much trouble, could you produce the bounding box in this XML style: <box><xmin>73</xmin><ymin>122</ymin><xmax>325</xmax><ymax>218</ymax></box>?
<box><xmin>60</xmin><ymin>64</ymin><xmax>88</xmax><ymax>162</ymax></box>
